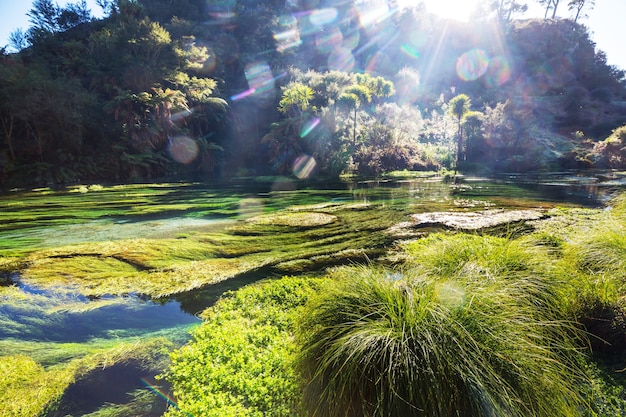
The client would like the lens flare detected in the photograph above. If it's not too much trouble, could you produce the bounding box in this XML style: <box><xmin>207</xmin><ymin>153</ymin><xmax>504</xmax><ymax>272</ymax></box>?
<box><xmin>274</xmin><ymin>15</ymin><xmax>301</xmax><ymax>52</ymax></box>
<box><xmin>310</xmin><ymin>8</ymin><xmax>338</xmax><ymax>26</ymax></box>
<box><xmin>328</xmin><ymin>47</ymin><xmax>355</xmax><ymax>72</ymax></box>
<box><xmin>300</xmin><ymin>117</ymin><xmax>320</xmax><ymax>138</ymax></box>
<box><xmin>293</xmin><ymin>154</ymin><xmax>317</xmax><ymax>179</ymax></box>
<box><xmin>168</xmin><ymin>136</ymin><xmax>199</xmax><ymax>164</ymax></box>
<box><xmin>357</xmin><ymin>2</ymin><xmax>392</xmax><ymax>28</ymax></box>
<box><xmin>483</xmin><ymin>55</ymin><xmax>511</xmax><ymax>87</ymax></box>
<box><xmin>230</xmin><ymin>88</ymin><xmax>255</xmax><ymax>101</ymax></box>
<box><xmin>198</xmin><ymin>46</ymin><xmax>217</xmax><ymax>74</ymax></box>
<box><xmin>456</xmin><ymin>48</ymin><xmax>489</xmax><ymax>81</ymax></box>
<box><xmin>315</xmin><ymin>27</ymin><xmax>343</xmax><ymax>54</ymax></box>
<box><xmin>238</xmin><ymin>197</ymin><xmax>264</xmax><ymax>218</ymax></box>
<box><xmin>400</xmin><ymin>44</ymin><xmax>420</xmax><ymax>59</ymax></box>
<box><xmin>170</xmin><ymin>109</ymin><xmax>193</xmax><ymax>123</ymax></box>
<box><xmin>140</xmin><ymin>378</ymin><xmax>191</xmax><ymax>415</ymax></box>
<box><xmin>395</xmin><ymin>78</ymin><xmax>420</xmax><ymax>106</ymax></box>
<box><xmin>274</xmin><ymin>29</ymin><xmax>302</xmax><ymax>52</ymax></box>
<box><xmin>343</xmin><ymin>29</ymin><xmax>360</xmax><ymax>50</ymax></box>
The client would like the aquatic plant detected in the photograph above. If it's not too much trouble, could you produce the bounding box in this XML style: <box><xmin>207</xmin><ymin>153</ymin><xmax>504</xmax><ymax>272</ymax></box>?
<box><xmin>0</xmin><ymin>336</ymin><xmax>175</xmax><ymax>417</ymax></box>
<box><xmin>0</xmin><ymin>354</ymin><xmax>75</xmax><ymax>417</ymax></box>
<box><xmin>295</xmin><ymin>266</ymin><xmax>588</xmax><ymax>417</ymax></box>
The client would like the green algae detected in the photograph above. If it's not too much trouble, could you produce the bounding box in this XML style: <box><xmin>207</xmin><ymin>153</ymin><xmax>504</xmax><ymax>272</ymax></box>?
<box><xmin>6</xmin><ymin>198</ymin><xmax>402</xmax><ymax>298</ymax></box>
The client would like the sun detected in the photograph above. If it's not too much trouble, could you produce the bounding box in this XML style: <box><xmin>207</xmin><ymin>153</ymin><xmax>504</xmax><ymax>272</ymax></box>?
<box><xmin>397</xmin><ymin>0</ymin><xmax>480</xmax><ymax>22</ymax></box>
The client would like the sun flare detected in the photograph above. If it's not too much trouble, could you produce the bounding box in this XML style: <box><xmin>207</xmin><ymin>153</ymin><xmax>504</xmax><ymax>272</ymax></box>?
<box><xmin>398</xmin><ymin>0</ymin><xmax>480</xmax><ymax>22</ymax></box>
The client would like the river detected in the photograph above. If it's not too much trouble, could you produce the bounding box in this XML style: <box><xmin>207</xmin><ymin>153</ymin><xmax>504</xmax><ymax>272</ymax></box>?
<box><xmin>0</xmin><ymin>171</ymin><xmax>624</xmax><ymax>416</ymax></box>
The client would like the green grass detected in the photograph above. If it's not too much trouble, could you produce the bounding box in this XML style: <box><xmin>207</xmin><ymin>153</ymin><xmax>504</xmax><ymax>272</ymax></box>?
<box><xmin>295</xmin><ymin>265</ymin><xmax>588</xmax><ymax>417</ymax></box>
<box><xmin>0</xmin><ymin>336</ymin><xmax>177</xmax><ymax>417</ymax></box>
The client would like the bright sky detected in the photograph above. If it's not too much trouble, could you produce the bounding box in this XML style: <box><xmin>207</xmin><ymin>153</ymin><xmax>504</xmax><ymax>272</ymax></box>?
<box><xmin>0</xmin><ymin>0</ymin><xmax>624</xmax><ymax>71</ymax></box>
<box><xmin>418</xmin><ymin>0</ymin><xmax>626</xmax><ymax>71</ymax></box>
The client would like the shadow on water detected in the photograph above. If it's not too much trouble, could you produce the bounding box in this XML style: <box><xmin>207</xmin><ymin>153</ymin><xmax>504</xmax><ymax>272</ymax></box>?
<box><xmin>48</xmin><ymin>364</ymin><xmax>171</xmax><ymax>417</ymax></box>
<box><xmin>21</xmin><ymin>269</ymin><xmax>273</xmax><ymax>416</ymax></box>
<box><xmin>171</xmin><ymin>265</ymin><xmax>278</xmax><ymax>316</ymax></box>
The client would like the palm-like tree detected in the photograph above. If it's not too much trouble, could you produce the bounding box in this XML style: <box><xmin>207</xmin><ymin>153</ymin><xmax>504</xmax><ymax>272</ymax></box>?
<box><xmin>448</xmin><ymin>94</ymin><xmax>471</xmax><ymax>171</ymax></box>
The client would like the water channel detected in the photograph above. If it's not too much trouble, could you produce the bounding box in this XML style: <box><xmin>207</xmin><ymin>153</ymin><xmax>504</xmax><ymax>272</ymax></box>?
<box><xmin>1</xmin><ymin>171</ymin><xmax>624</xmax><ymax>416</ymax></box>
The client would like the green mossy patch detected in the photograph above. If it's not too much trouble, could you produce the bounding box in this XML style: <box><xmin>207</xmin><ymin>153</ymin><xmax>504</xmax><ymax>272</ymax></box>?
<box><xmin>0</xmin><ymin>354</ymin><xmax>75</xmax><ymax>417</ymax></box>
<box><xmin>247</xmin><ymin>211</ymin><xmax>337</xmax><ymax>228</ymax></box>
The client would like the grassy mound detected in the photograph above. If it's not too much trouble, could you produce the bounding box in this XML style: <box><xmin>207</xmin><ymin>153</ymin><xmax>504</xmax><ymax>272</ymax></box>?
<box><xmin>295</xmin><ymin>266</ymin><xmax>588</xmax><ymax>417</ymax></box>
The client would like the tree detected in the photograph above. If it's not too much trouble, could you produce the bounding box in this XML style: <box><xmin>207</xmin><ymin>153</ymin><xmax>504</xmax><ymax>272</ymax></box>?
<box><xmin>338</xmin><ymin>84</ymin><xmax>371</xmax><ymax>147</ymax></box>
<box><xmin>338</xmin><ymin>74</ymin><xmax>394</xmax><ymax>147</ymax></box>
<box><xmin>462</xmin><ymin>110</ymin><xmax>484</xmax><ymax>163</ymax></box>
<box><xmin>278</xmin><ymin>83</ymin><xmax>315</xmax><ymax>119</ymax></box>
<box><xmin>27</xmin><ymin>0</ymin><xmax>59</xmax><ymax>33</ymax></box>
<box><xmin>8</xmin><ymin>29</ymin><xmax>28</xmax><ymax>52</ymax></box>
<box><xmin>448</xmin><ymin>94</ymin><xmax>471</xmax><ymax>170</ymax></box>
<box><xmin>568</xmin><ymin>0</ymin><xmax>594</xmax><ymax>22</ymax></box>
<box><xmin>538</xmin><ymin>0</ymin><xmax>564</xmax><ymax>19</ymax></box>
<box><xmin>494</xmin><ymin>0</ymin><xmax>528</xmax><ymax>21</ymax></box>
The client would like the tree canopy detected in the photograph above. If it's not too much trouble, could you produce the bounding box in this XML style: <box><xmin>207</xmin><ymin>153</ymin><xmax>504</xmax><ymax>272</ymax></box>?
<box><xmin>0</xmin><ymin>0</ymin><xmax>625</xmax><ymax>187</ymax></box>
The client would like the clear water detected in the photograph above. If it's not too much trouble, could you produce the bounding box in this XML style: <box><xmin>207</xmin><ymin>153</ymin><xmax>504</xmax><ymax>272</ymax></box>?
<box><xmin>0</xmin><ymin>172</ymin><xmax>624</xmax><ymax>415</ymax></box>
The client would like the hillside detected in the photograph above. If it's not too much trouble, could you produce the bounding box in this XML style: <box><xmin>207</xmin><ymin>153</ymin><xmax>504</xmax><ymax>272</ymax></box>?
<box><xmin>1</xmin><ymin>0</ymin><xmax>625</xmax><ymax>187</ymax></box>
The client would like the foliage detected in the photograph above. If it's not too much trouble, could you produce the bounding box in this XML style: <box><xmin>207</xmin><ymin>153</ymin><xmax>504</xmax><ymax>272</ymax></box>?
<box><xmin>295</xmin><ymin>264</ymin><xmax>588</xmax><ymax>417</ymax></box>
<box><xmin>1</xmin><ymin>0</ymin><xmax>626</xmax><ymax>183</ymax></box>
<box><xmin>591</xmin><ymin>125</ymin><xmax>626</xmax><ymax>169</ymax></box>
<box><xmin>163</xmin><ymin>277</ymin><xmax>320</xmax><ymax>417</ymax></box>
<box><xmin>448</xmin><ymin>94</ymin><xmax>472</xmax><ymax>167</ymax></box>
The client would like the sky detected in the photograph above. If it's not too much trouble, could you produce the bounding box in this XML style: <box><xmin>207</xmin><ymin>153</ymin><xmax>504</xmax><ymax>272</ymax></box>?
<box><xmin>0</xmin><ymin>0</ymin><xmax>624</xmax><ymax>71</ymax></box>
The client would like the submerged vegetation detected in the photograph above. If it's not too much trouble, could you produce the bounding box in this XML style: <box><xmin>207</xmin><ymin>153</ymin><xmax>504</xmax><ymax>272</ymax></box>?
<box><xmin>160</xmin><ymin>188</ymin><xmax>626</xmax><ymax>417</ymax></box>
<box><xmin>1</xmin><ymin>0</ymin><xmax>626</xmax><ymax>414</ymax></box>
<box><xmin>0</xmin><ymin>179</ymin><xmax>625</xmax><ymax>415</ymax></box>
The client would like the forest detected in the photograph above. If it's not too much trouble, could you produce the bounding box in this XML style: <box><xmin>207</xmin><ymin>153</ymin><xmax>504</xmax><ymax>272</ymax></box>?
<box><xmin>1</xmin><ymin>0</ymin><xmax>626</xmax><ymax>188</ymax></box>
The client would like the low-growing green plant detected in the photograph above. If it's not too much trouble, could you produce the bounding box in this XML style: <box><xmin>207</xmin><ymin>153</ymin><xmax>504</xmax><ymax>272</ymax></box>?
<box><xmin>295</xmin><ymin>266</ymin><xmax>589</xmax><ymax>417</ymax></box>
<box><xmin>163</xmin><ymin>277</ymin><xmax>320</xmax><ymax>417</ymax></box>
<box><xmin>0</xmin><ymin>354</ymin><xmax>75</xmax><ymax>417</ymax></box>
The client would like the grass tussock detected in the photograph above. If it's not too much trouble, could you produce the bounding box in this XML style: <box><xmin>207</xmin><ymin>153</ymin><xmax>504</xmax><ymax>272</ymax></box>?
<box><xmin>296</xmin><ymin>266</ymin><xmax>588</xmax><ymax>417</ymax></box>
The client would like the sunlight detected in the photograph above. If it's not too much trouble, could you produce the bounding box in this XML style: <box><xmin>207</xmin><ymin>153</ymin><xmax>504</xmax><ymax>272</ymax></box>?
<box><xmin>398</xmin><ymin>0</ymin><xmax>479</xmax><ymax>22</ymax></box>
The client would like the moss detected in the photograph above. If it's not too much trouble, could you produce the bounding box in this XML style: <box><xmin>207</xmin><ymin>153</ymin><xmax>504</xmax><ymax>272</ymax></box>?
<box><xmin>247</xmin><ymin>211</ymin><xmax>337</xmax><ymax>227</ymax></box>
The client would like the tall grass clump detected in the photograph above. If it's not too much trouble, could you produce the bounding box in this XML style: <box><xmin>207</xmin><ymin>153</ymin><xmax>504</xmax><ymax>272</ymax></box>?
<box><xmin>296</xmin><ymin>266</ymin><xmax>589</xmax><ymax>417</ymax></box>
<box><xmin>558</xmin><ymin>194</ymin><xmax>626</xmax><ymax>355</ymax></box>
